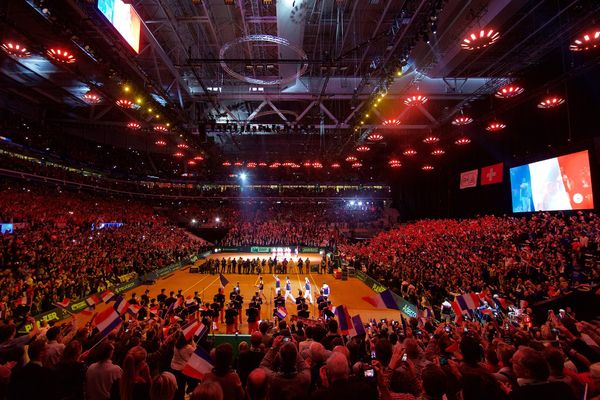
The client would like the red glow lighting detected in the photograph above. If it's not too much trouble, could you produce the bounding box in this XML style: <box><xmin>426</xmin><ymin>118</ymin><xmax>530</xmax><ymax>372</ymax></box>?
<box><xmin>127</xmin><ymin>122</ymin><xmax>141</xmax><ymax>130</ymax></box>
<box><xmin>331</xmin><ymin>163</ymin><xmax>341</xmax><ymax>168</ymax></box>
<box><xmin>1</xmin><ymin>42</ymin><xmax>30</xmax><ymax>57</ymax></box>
<box><xmin>116</xmin><ymin>99</ymin><xmax>135</xmax><ymax>109</ymax></box>
<box><xmin>455</xmin><ymin>137</ymin><xmax>471</xmax><ymax>145</ymax></box>
<box><xmin>460</xmin><ymin>29</ymin><xmax>500</xmax><ymax>50</ymax></box>
<box><xmin>403</xmin><ymin>148</ymin><xmax>417</xmax><ymax>156</ymax></box>
<box><xmin>431</xmin><ymin>148</ymin><xmax>445</xmax><ymax>156</ymax></box>
<box><xmin>187</xmin><ymin>160</ymin><xmax>196</xmax><ymax>166</ymax></box>
<box><xmin>389</xmin><ymin>159</ymin><xmax>402</xmax><ymax>168</ymax></box>
<box><xmin>153</xmin><ymin>125</ymin><xmax>168</xmax><ymax>133</ymax></box>
<box><xmin>486</xmin><ymin>121</ymin><xmax>506</xmax><ymax>132</ymax></box>
<box><xmin>570</xmin><ymin>30</ymin><xmax>600</xmax><ymax>52</ymax></box>
<box><xmin>404</xmin><ymin>95</ymin><xmax>428</xmax><ymax>107</ymax></box>
<box><xmin>222</xmin><ymin>161</ymin><xmax>232</xmax><ymax>166</ymax></box>
<box><xmin>356</xmin><ymin>145</ymin><xmax>370</xmax><ymax>152</ymax></box>
<box><xmin>47</xmin><ymin>48</ymin><xmax>76</xmax><ymax>63</ymax></box>
<box><xmin>351</xmin><ymin>162</ymin><xmax>362</xmax><ymax>168</ymax></box>
<box><xmin>269</xmin><ymin>162</ymin><xmax>281</xmax><ymax>168</ymax></box>
<box><xmin>282</xmin><ymin>162</ymin><xmax>294</xmax><ymax>167</ymax></box>
<box><xmin>422</xmin><ymin>165</ymin><xmax>434</xmax><ymax>171</ymax></box>
<box><xmin>247</xmin><ymin>162</ymin><xmax>257</xmax><ymax>168</ymax></box>
<box><xmin>173</xmin><ymin>152</ymin><xmax>184</xmax><ymax>157</ymax></box>
<box><xmin>495</xmin><ymin>84</ymin><xmax>524</xmax><ymax>99</ymax></box>
<box><xmin>537</xmin><ymin>96</ymin><xmax>565</xmax><ymax>109</ymax></box>
<box><xmin>423</xmin><ymin>135</ymin><xmax>440</xmax><ymax>144</ymax></box>
<box><xmin>382</xmin><ymin>119</ymin><xmax>400</xmax><ymax>126</ymax></box>
<box><xmin>303</xmin><ymin>161</ymin><xmax>312</xmax><ymax>167</ymax></box>
<box><xmin>83</xmin><ymin>92</ymin><xmax>102</xmax><ymax>105</ymax></box>
<box><xmin>367</xmin><ymin>133</ymin><xmax>384</xmax><ymax>142</ymax></box>
<box><xmin>154</xmin><ymin>140</ymin><xmax>166</xmax><ymax>146</ymax></box>
<box><xmin>258</xmin><ymin>162</ymin><xmax>267</xmax><ymax>167</ymax></box>
<box><xmin>345</xmin><ymin>155</ymin><xmax>358</xmax><ymax>162</ymax></box>
<box><xmin>312</xmin><ymin>162</ymin><xmax>323</xmax><ymax>169</ymax></box>
<box><xmin>194</xmin><ymin>155</ymin><xmax>204</xmax><ymax>161</ymax></box>
<box><xmin>452</xmin><ymin>115</ymin><xmax>473</xmax><ymax>126</ymax></box>
<box><xmin>177</xmin><ymin>143</ymin><xmax>189</xmax><ymax>149</ymax></box>
<box><xmin>234</xmin><ymin>161</ymin><xmax>243</xmax><ymax>166</ymax></box>
<box><xmin>291</xmin><ymin>163</ymin><xmax>301</xmax><ymax>169</ymax></box>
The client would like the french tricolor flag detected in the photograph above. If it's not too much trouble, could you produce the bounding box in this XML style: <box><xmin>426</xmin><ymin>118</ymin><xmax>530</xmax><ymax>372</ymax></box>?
<box><xmin>348</xmin><ymin>314</ymin><xmax>366</xmax><ymax>337</ymax></box>
<box><xmin>101</xmin><ymin>290</ymin><xmax>115</xmax><ymax>303</ymax></box>
<box><xmin>455</xmin><ymin>293</ymin><xmax>481</xmax><ymax>311</ymax></box>
<box><xmin>86</xmin><ymin>295</ymin><xmax>101</xmax><ymax>307</ymax></box>
<box><xmin>127</xmin><ymin>304</ymin><xmax>141</xmax><ymax>316</ymax></box>
<box><xmin>182</xmin><ymin>320</ymin><xmax>202</xmax><ymax>341</ymax></box>
<box><xmin>94</xmin><ymin>307</ymin><xmax>122</xmax><ymax>337</ymax></box>
<box><xmin>196</xmin><ymin>324</ymin><xmax>209</xmax><ymax>340</ymax></box>
<box><xmin>113</xmin><ymin>296</ymin><xmax>129</xmax><ymax>315</ymax></box>
<box><xmin>53</xmin><ymin>298</ymin><xmax>70</xmax><ymax>309</ymax></box>
<box><xmin>182</xmin><ymin>346</ymin><xmax>214</xmax><ymax>380</ymax></box>
<box><xmin>334</xmin><ymin>304</ymin><xmax>354</xmax><ymax>335</ymax></box>
<box><xmin>275</xmin><ymin>307</ymin><xmax>287</xmax><ymax>319</ymax></box>
<box><xmin>362</xmin><ymin>290</ymin><xmax>400</xmax><ymax>310</ymax></box>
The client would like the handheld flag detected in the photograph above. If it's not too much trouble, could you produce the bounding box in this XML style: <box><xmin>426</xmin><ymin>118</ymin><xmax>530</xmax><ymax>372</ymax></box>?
<box><xmin>53</xmin><ymin>298</ymin><xmax>71</xmax><ymax>309</ymax></box>
<box><xmin>182</xmin><ymin>320</ymin><xmax>202</xmax><ymax>341</ymax></box>
<box><xmin>348</xmin><ymin>314</ymin><xmax>366</xmax><ymax>337</ymax></box>
<box><xmin>362</xmin><ymin>290</ymin><xmax>400</xmax><ymax>310</ymax></box>
<box><xmin>219</xmin><ymin>273</ymin><xmax>229</xmax><ymax>288</ymax></box>
<box><xmin>182</xmin><ymin>346</ymin><xmax>214</xmax><ymax>380</ymax></box>
<box><xmin>334</xmin><ymin>304</ymin><xmax>354</xmax><ymax>335</ymax></box>
<box><xmin>127</xmin><ymin>304</ymin><xmax>141</xmax><ymax>316</ymax></box>
<box><xmin>113</xmin><ymin>296</ymin><xmax>129</xmax><ymax>315</ymax></box>
<box><xmin>86</xmin><ymin>295</ymin><xmax>101</xmax><ymax>307</ymax></box>
<box><xmin>195</xmin><ymin>324</ymin><xmax>209</xmax><ymax>340</ymax></box>
<box><xmin>275</xmin><ymin>307</ymin><xmax>287</xmax><ymax>319</ymax></box>
<box><xmin>101</xmin><ymin>290</ymin><xmax>115</xmax><ymax>303</ymax></box>
<box><xmin>94</xmin><ymin>307</ymin><xmax>122</xmax><ymax>336</ymax></box>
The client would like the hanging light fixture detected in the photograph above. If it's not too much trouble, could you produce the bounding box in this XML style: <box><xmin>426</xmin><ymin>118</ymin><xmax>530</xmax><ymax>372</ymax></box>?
<box><xmin>269</xmin><ymin>162</ymin><xmax>281</xmax><ymax>168</ymax></box>
<box><xmin>1</xmin><ymin>41</ymin><xmax>30</xmax><ymax>57</ymax></box>
<box><xmin>388</xmin><ymin>159</ymin><xmax>402</xmax><ymax>168</ymax></box>
<box><xmin>452</xmin><ymin>112</ymin><xmax>473</xmax><ymax>126</ymax></box>
<box><xmin>187</xmin><ymin>160</ymin><xmax>197</xmax><ymax>166</ymax></box>
<box><xmin>382</xmin><ymin>119</ymin><xmax>400</xmax><ymax>126</ymax></box>
<box><xmin>173</xmin><ymin>152</ymin><xmax>184</xmax><ymax>157</ymax></box>
<box><xmin>367</xmin><ymin>132</ymin><xmax>384</xmax><ymax>142</ymax></box>
<box><xmin>570</xmin><ymin>29</ymin><xmax>600</xmax><ymax>52</ymax></box>
<box><xmin>177</xmin><ymin>143</ymin><xmax>189</xmax><ymax>149</ymax></box>
<box><xmin>345</xmin><ymin>155</ymin><xmax>358</xmax><ymax>162</ymax></box>
<box><xmin>431</xmin><ymin>148</ymin><xmax>445</xmax><ymax>156</ymax></box>
<box><xmin>331</xmin><ymin>163</ymin><xmax>341</xmax><ymax>168</ymax></box>
<box><xmin>403</xmin><ymin>148</ymin><xmax>417</xmax><ymax>156</ymax></box>
<box><xmin>127</xmin><ymin>122</ymin><xmax>141</xmax><ymax>130</ymax></box>
<box><xmin>486</xmin><ymin>121</ymin><xmax>506</xmax><ymax>132</ymax></box>
<box><xmin>495</xmin><ymin>84</ymin><xmax>524</xmax><ymax>99</ymax></box>
<box><xmin>460</xmin><ymin>29</ymin><xmax>500</xmax><ymax>50</ymax></box>
<box><xmin>83</xmin><ymin>91</ymin><xmax>102</xmax><ymax>105</ymax></box>
<box><xmin>404</xmin><ymin>95</ymin><xmax>428</xmax><ymax>107</ymax></box>
<box><xmin>303</xmin><ymin>161</ymin><xmax>312</xmax><ymax>167</ymax></box>
<box><xmin>116</xmin><ymin>99</ymin><xmax>135</xmax><ymax>109</ymax></box>
<box><xmin>422</xmin><ymin>165</ymin><xmax>434</xmax><ymax>171</ymax></box>
<box><xmin>423</xmin><ymin>135</ymin><xmax>440</xmax><ymax>144</ymax></box>
<box><xmin>222</xmin><ymin>161</ymin><xmax>232</xmax><ymax>166</ymax></box>
<box><xmin>153</xmin><ymin>125</ymin><xmax>168</xmax><ymax>133</ymax></box>
<box><xmin>455</xmin><ymin>137</ymin><xmax>471</xmax><ymax>145</ymax></box>
<box><xmin>247</xmin><ymin>162</ymin><xmax>256</xmax><ymax>168</ymax></box>
<box><xmin>46</xmin><ymin>48</ymin><xmax>76</xmax><ymax>63</ymax></box>
<box><xmin>351</xmin><ymin>162</ymin><xmax>362</xmax><ymax>168</ymax></box>
<box><xmin>155</xmin><ymin>140</ymin><xmax>166</xmax><ymax>146</ymax></box>
<box><xmin>194</xmin><ymin>155</ymin><xmax>204</xmax><ymax>161</ymax></box>
<box><xmin>312</xmin><ymin>162</ymin><xmax>323</xmax><ymax>168</ymax></box>
<box><xmin>282</xmin><ymin>161</ymin><xmax>294</xmax><ymax>167</ymax></box>
<box><xmin>356</xmin><ymin>145</ymin><xmax>370</xmax><ymax>152</ymax></box>
<box><xmin>537</xmin><ymin>95</ymin><xmax>565</xmax><ymax>109</ymax></box>
<box><xmin>234</xmin><ymin>161</ymin><xmax>243</xmax><ymax>166</ymax></box>
<box><xmin>258</xmin><ymin>162</ymin><xmax>267</xmax><ymax>167</ymax></box>
<box><xmin>291</xmin><ymin>163</ymin><xmax>301</xmax><ymax>169</ymax></box>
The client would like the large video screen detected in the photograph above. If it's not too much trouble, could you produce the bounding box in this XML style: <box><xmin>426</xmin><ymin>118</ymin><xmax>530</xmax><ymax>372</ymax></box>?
<box><xmin>97</xmin><ymin>0</ymin><xmax>141</xmax><ymax>53</ymax></box>
<box><xmin>510</xmin><ymin>150</ymin><xmax>594</xmax><ymax>212</ymax></box>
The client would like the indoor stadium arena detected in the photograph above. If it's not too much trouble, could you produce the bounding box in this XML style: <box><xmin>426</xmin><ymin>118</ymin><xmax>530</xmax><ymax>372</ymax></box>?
<box><xmin>0</xmin><ymin>1</ymin><xmax>599</xmax><ymax>399</ymax></box>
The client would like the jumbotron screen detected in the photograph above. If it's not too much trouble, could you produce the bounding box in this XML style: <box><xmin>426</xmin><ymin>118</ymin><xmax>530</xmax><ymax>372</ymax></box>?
<box><xmin>510</xmin><ymin>150</ymin><xmax>594</xmax><ymax>212</ymax></box>
<box><xmin>97</xmin><ymin>0</ymin><xmax>141</xmax><ymax>53</ymax></box>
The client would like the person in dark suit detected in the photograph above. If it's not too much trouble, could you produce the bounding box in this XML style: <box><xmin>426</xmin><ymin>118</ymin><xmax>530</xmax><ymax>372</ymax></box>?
<box><xmin>8</xmin><ymin>339</ymin><xmax>58</xmax><ymax>400</ymax></box>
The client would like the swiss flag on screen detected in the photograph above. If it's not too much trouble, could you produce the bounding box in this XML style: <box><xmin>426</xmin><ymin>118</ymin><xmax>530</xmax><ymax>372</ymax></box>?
<box><xmin>480</xmin><ymin>163</ymin><xmax>503</xmax><ymax>185</ymax></box>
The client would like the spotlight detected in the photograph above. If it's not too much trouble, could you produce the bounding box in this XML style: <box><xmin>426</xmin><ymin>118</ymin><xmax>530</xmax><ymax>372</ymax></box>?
<box><xmin>239</xmin><ymin>172</ymin><xmax>247</xmax><ymax>181</ymax></box>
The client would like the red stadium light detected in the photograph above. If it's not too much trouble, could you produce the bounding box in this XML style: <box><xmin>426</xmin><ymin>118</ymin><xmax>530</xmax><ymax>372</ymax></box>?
<box><xmin>269</xmin><ymin>162</ymin><xmax>281</xmax><ymax>168</ymax></box>
<box><xmin>291</xmin><ymin>163</ymin><xmax>301</xmax><ymax>169</ymax></box>
<box><xmin>303</xmin><ymin>161</ymin><xmax>312</xmax><ymax>167</ymax></box>
<box><xmin>247</xmin><ymin>162</ymin><xmax>257</xmax><ymax>168</ymax></box>
<box><xmin>187</xmin><ymin>160</ymin><xmax>196</xmax><ymax>166</ymax></box>
<box><xmin>454</xmin><ymin>136</ymin><xmax>471</xmax><ymax>145</ymax></box>
<box><xmin>356</xmin><ymin>145</ymin><xmax>370</xmax><ymax>152</ymax></box>
<box><xmin>389</xmin><ymin>159</ymin><xmax>402</xmax><ymax>168</ymax></box>
<box><xmin>1</xmin><ymin>41</ymin><xmax>30</xmax><ymax>57</ymax></box>
<box><xmin>177</xmin><ymin>143</ymin><xmax>189</xmax><ymax>149</ymax></box>
<box><xmin>258</xmin><ymin>162</ymin><xmax>267</xmax><ymax>167</ymax></box>
<box><xmin>422</xmin><ymin>165</ymin><xmax>434</xmax><ymax>171</ymax></box>
<box><xmin>452</xmin><ymin>115</ymin><xmax>473</xmax><ymax>126</ymax></box>
<box><xmin>127</xmin><ymin>122</ymin><xmax>141</xmax><ymax>130</ymax></box>
<box><xmin>194</xmin><ymin>155</ymin><xmax>204</xmax><ymax>161</ymax></box>
<box><xmin>351</xmin><ymin>162</ymin><xmax>362</xmax><ymax>168</ymax></box>
<box><xmin>570</xmin><ymin>29</ymin><xmax>600</xmax><ymax>52</ymax></box>
<box><xmin>173</xmin><ymin>152</ymin><xmax>184</xmax><ymax>157</ymax></box>
<box><xmin>537</xmin><ymin>95</ymin><xmax>565</xmax><ymax>109</ymax></box>
<box><xmin>431</xmin><ymin>148</ymin><xmax>445</xmax><ymax>156</ymax></box>
<box><xmin>460</xmin><ymin>29</ymin><xmax>500</xmax><ymax>50</ymax></box>
<box><xmin>83</xmin><ymin>91</ymin><xmax>102</xmax><ymax>105</ymax></box>
<box><xmin>331</xmin><ymin>163</ymin><xmax>341</xmax><ymax>168</ymax></box>
<box><xmin>345</xmin><ymin>155</ymin><xmax>358</xmax><ymax>162</ymax></box>
<box><xmin>404</xmin><ymin>95</ymin><xmax>428</xmax><ymax>107</ymax></box>
<box><xmin>47</xmin><ymin>48</ymin><xmax>76</xmax><ymax>63</ymax></box>
<box><xmin>403</xmin><ymin>148</ymin><xmax>417</xmax><ymax>156</ymax></box>
<box><xmin>495</xmin><ymin>84</ymin><xmax>524</xmax><ymax>99</ymax></box>
<box><xmin>423</xmin><ymin>135</ymin><xmax>440</xmax><ymax>144</ymax></box>
<box><xmin>116</xmin><ymin>99</ymin><xmax>135</xmax><ymax>109</ymax></box>
<box><xmin>367</xmin><ymin>132</ymin><xmax>384</xmax><ymax>142</ymax></box>
<box><xmin>222</xmin><ymin>161</ymin><xmax>232</xmax><ymax>166</ymax></box>
<box><xmin>154</xmin><ymin>140</ymin><xmax>166</xmax><ymax>146</ymax></box>
<box><xmin>486</xmin><ymin>121</ymin><xmax>506</xmax><ymax>132</ymax></box>
<box><xmin>282</xmin><ymin>161</ymin><xmax>294</xmax><ymax>167</ymax></box>
<box><xmin>153</xmin><ymin>125</ymin><xmax>168</xmax><ymax>133</ymax></box>
<box><xmin>234</xmin><ymin>161</ymin><xmax>243</xmax><ymax>166</ymax></box>
<box><xmin>312</xmin><ymin>162</ymin><xmax>323</xmax><ymax>168</ymax></box>
<box><xmin>382</xmin><ymin>119</ymin><xmax>400</xmax><ymax>126</ymax></box>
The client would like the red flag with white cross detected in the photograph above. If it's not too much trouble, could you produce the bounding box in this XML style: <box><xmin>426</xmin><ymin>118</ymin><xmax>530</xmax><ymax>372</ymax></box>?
<box><xmin>480</xmin><ymin>163</ymin><xmax>503</xmax><ymax>185</ymax></box>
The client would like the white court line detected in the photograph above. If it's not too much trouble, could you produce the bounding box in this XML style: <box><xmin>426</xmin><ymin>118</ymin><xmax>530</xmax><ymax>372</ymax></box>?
<box><xmin>182</xmin><ymin>273</ymin><xmax>217</xmax><ymax>295</ymax></box>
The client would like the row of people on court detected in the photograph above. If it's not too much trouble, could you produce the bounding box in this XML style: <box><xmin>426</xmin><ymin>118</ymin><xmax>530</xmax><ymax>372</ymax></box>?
<box><xmin>198</xmin><ymin>256</ymin><xmax>329</xmax><ymax>275</ymax></box>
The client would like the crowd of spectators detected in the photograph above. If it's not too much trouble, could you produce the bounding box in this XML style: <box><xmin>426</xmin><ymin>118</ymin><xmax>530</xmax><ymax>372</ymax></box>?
<box><xmin>341</xmin><ymin>212</ymin><xmax>599</xmax><ymax>312</ymax></box>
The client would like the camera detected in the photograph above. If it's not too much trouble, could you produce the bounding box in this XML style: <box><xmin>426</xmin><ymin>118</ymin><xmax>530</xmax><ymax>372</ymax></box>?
<box><xmin>401</xmin><ymin>354</ymin><xmax>408</xmax><ymax>362</ymax></box>
<box><xmin>444</xmin><ymin>326</ymin><xmax>451</xmax><ymax>333</ymax></box>
<box><xmin>283</xmin><ymin>337</ymin><xmax>291</xmax><ymax>342</ymax></box>
<box><xmin>363</xmin><ymin>368</ymin><xmax>375</xmax><ymax>378</ymax></box>
<box><xmin>370</xmin><ymin>351</ymin><xmax>376</xmax><ymax>359</ymax></box>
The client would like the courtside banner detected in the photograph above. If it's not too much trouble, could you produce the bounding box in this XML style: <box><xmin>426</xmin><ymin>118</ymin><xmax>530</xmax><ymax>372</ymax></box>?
<box><xmin>460</xmin><ymin>169</ymin><xmax>478</xmax><ymax>189</ymax></box>
<box><xmin>355</xmin><ymin>271</ymin><xmax>418</xmax><ymax>318</ymax></box>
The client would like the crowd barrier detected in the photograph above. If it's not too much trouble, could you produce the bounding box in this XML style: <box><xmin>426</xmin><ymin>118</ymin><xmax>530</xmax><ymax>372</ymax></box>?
<box><xmin>17</xmin><ymin>252</ymin><xmax>210</xmax><ymax>334</ymax></box>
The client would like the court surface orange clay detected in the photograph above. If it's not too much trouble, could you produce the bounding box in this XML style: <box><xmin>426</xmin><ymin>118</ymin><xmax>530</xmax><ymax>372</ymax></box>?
<box><xmin>90</xmin><ymin>252</ymin><xmax>401</xmax><ymax>332</ymax></box>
